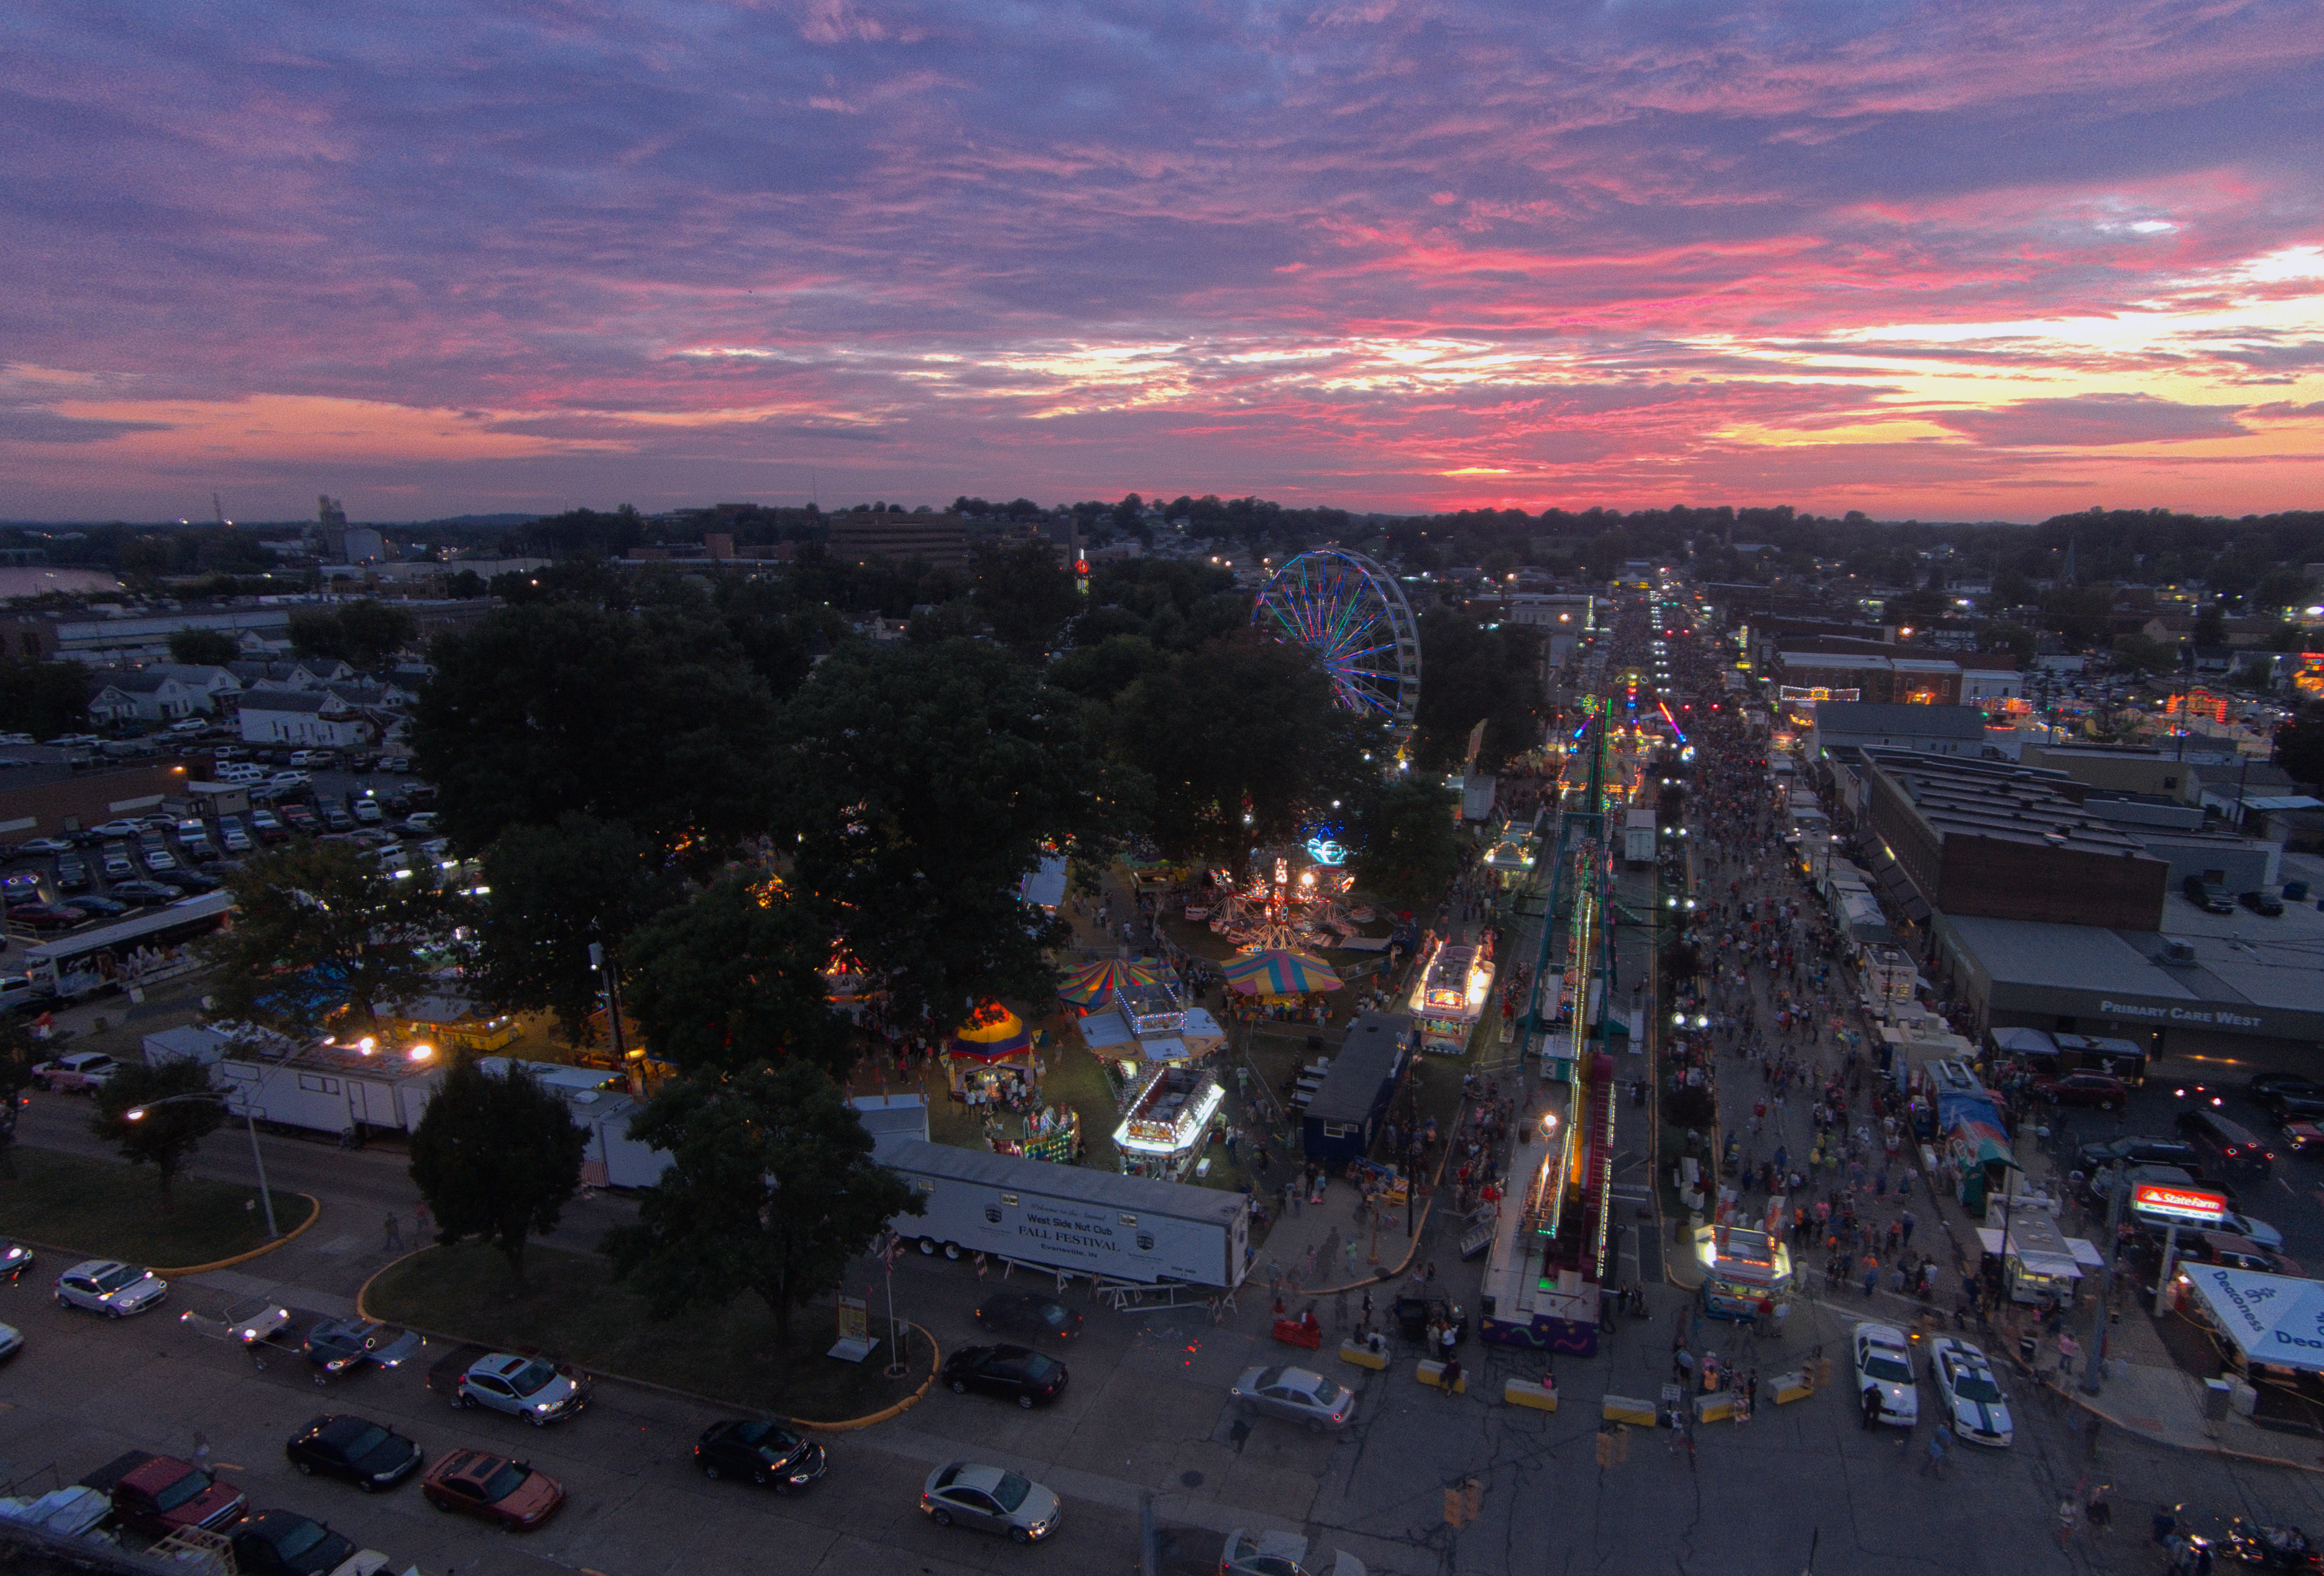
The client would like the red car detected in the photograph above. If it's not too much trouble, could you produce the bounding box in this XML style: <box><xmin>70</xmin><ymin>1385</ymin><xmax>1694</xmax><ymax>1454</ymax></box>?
<box><xmin>2032</xmin><ymin>1072</ymin><xmax>2128</xmax><ymax>1111</ymax></box>
<box><xmin>6</xmin><ymin>903</ymin><xmax>85</xmax><ymax>930</ymax></box>
<box><xmin>107</xmin><ymin>1454</ymin><xmax>248</xmax><ymax>1538</ymax></box>
<box><xmin>2283</xmin><ymin>1120</ymin><xmax>2324</xmax><ymax>1155</ymax></box>
<box><xmin>420</xmin><ymin>1449</ymin><xmax>564</xmax><ymax>1529</ymax></box>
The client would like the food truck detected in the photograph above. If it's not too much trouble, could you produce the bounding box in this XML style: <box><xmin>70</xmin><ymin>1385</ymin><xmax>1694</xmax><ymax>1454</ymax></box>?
<box><xmin>1694</xmin><ymin>1223</ymin><xmax>1793</xmax><ymax>1320</ymax></box>
<box><xmin>1112</xmin><ymin>1066</ymin><xmax>1226</xmax><ymax>1181</ymax></box>
<box><xmin>1408</xmin><ymin>937</ymin><xmax>1494</xmax><ymax>1054</ymax></box>
<box><xmin>1977</xmin><ymin>1204</ymin><xmax>2093</xmax><ymax>1306</ymax></box>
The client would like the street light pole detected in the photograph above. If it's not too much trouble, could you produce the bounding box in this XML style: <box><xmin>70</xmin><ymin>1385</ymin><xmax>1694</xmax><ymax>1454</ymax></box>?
<box><xmin>127</xmin><ymin>1092</ymin><xmax>277</xmax><ymax>1238</ymax></box>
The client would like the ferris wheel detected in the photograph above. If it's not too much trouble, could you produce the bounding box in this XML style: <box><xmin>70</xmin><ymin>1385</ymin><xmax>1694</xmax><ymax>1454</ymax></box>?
<box><xmin>1251</xmin><ymin>549</ymin><xmax>1421</xmax><ymax>740</ymax></box>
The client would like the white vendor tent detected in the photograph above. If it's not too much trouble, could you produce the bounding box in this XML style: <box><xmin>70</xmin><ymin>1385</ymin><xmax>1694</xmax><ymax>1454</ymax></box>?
<box><xmin>2183</xmin><ymin>1264</ymin><xmax>2324</xmax><ymax>1373</ymax></box>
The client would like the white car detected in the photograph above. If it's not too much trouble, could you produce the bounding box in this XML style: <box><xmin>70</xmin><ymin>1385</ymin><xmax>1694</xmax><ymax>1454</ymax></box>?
<box><xmin>223</xmin><ymin>1301</ymin><xmax>293</xmax><ymax>1346</ymax></box>
<box><xmin>0</xmin><ymin>1322</ymin><xmax>21</xmax><ymax>1360</ymax></box>
<box><xmin>2221</xmin><ymin>1212</ymin><xmax>2286</xmax><ymax>1253</ymax></box>
<box><xmin>452</xmin><ymin>1352</ymin><xmax>591</xmax><ymax>1424</ymax></box>
<box><xmin>55</xmin><ymin>1260</ymin><xmax>167</xmax><ymax>1318</ymax></box>
<box><xmin>1852</xmin><ymin>1320</ymin><xmax>1918</xmax><ymax>1427</ymax></box>
<box><xmin>90</xmin><ymin>819</ymin><xmax>144</xmax><ymax>838</ymax></box>
<box><xmin>1221</xmin><ymin>1529</ymin><xmax>1368</xmax><ymax>1576</ymax></box>
<box><xmin>1230</xmin><ymin>1365</ymin><xmax>1356</xmax><ymax>1432</ymax></box>
<box><xmin>1931</xmin><ymin>1337</ymin><xmax>2013</xmax><ymax>1447</ymax></box>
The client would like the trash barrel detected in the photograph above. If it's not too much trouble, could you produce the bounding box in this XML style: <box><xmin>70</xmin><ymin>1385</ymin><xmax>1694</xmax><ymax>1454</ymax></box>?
<box><xmin>2020</xmin><ymin>1333</ymin><xmax>2039</xmax><ymax>1366</ymax></box>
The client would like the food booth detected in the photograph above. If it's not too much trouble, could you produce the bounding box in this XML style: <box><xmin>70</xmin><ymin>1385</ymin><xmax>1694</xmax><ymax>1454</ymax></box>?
<box><xmin>1974</xmin><ymin>1205</ymin><xmax>2093</xmax><ymax>1306</ymax></box>
<box><xmin>1694</xmin><ymin>1222</ymin><xmax>1793</xmax><ymax>1320</ymax></box>
<box><xmin>1408</xmin><ymin>936</ymin><xmax>1494</xmax><ymax>1055</ymax></box>
<box><xmin>1112</xmin><ymin>1066</ymin><xmax>1225</xmax><ymax>1181</ymax></box>
<box><xmin>946</xmin><ymin>1002</ymin><xmax>1038</xmax><ymax>1107</ymax></box>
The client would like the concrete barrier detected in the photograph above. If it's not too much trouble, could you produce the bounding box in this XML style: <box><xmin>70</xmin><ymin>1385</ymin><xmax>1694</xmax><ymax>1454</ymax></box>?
<box><xmin>1772</xmin><ymin>1369</ymin><xmax>1814</xmax><ymax>1405</ymax></box>
<box><xmin>1693</xmin><ymin>1391</ymin><xmax>1735</xmax><ymax>1424</ymax></box>
<box><xmin>1602</xmin><ymin>1394</ymin><xmax>1657</xmax><ymax>1427</ymax></box>
<box><xmin>1416</xmin><ymin>1360</ymin><xmax>1466</xmax><ymax>1394</ymax></box>
<box><xmin>1504</xmin><ymin>1377</ymin><xmax>1558</xmax><ymax>1412</ymax></box>
<box><xmin>1339</xmin><ymin>1339</ymin><xmax>1389</xmax><ymax>1371</ymax></box>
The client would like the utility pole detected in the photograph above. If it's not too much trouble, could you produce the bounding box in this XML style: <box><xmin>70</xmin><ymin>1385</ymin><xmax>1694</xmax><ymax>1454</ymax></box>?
<box><xmin>2082</xmin><ymin>1169</ymin><xmax>2128</xmax><ymax>1395</ymax></box>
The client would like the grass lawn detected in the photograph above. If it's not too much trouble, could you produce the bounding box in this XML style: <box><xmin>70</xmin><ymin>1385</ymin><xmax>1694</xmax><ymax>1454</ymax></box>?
<box><xmin>365</xmin><ymin>1241</ymin><xmax>934</xmax><ymax>1422</ymax></box>
<box><xmin>0</xmin><ymin>1146</ymin><xmax>314</xmax><ymax>1269</ymax></box>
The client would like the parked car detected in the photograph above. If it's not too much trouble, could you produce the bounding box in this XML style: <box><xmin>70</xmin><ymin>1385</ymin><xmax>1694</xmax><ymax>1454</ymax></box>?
<box><xmin>319</xmin><ymin>806</ymin><xmax>355</xmax><ymax>833</ymax></box>
<box><xmin>2178</xmin><ymin>1231</ymin><xmax>2302</xmax><ymax>1277</ymax></box>
<box><xmin>90</xmin><ymin>819</ymin><xmax>144</xmax><ymax>839</ymax></box>
<box><xmin>2218</xmin><ymin>1212</ymin><xmax>2287</xmax><ymax>1253</ymax></box>
<box><xmin>1851</xmin><ymin>1321</ymin><xmax>1918</xmax><ymax>1427</ymax></box>
<box><xmin>106</xmin><ymin>880</ymin><xmax>182</xmax><ymax>906</ymax></box>
<box><xmin>303</xmin><ymin>1318</ymin><xmax>425</xmax><ymax>1376</ymax></box>
<box><xmin>0</xmin><ymin>1241</ymin><xmax>34</xmax><ymax>1281</ymax></box>
<box><xmin>1219</xmin><ymin>1528</ymin><xmax>1361</xmax><ymax>1576</ymax></box>
<box><xmin>248</xmin><ymin>809</ymin><xmax>287</xmax><ymax>842</ymax></box>
<box><xmin>104</xmin><ymin>1454</ymin><xmax>249</xmax><ymax>1538</ymax></box>
<box><xmin>919</xmin><ymin>1460</ymin><xmax>1060</xmax><ymax>1544</ymax></box>
<box><xmin>218</xmin><ymin>818</ymin><xmax>253</xmax><ymax>854</ymax></box>
<box><xmin>54</xmin><ymin>1259</ymin><xmax>166</xmax><ymax>1317</ymax></box>
<box><xmin>228</xmin><ymin>1509</ymin><xmax>372</xmax><ymax>1576</ymax></box>
<box><xmin>376</xmin><ymin>757</ymin><xmax>410</xmax><ymax>773</ymax></box>
<box><xmin>289</xmin><ymin>750</ymin><xmax>334</xmax><ymax>769</ymax></box>
<box><xmin>942</xmin><ymin>1344</ymin><xmax>1068</xmax><ymax>1409</ymax></box>
<box><xmin>53</xmin><ymin>857</ymin><xmax>90</xmax><ymax>892</ymax></box>
<box><xmin>68</xmin><ymin>895</ymin><xmax>127</xmax><ymax>919</ymax></box>
<box><xmin>1930</xmin><ymin>1338</ymin><xmax>2013</xmax><ymax>1447</ymax></box>
<box><xmin>2184</xmin><ymin>875</ymin><xmax>2234</xmax><ymax>914</ymax></box>
<box><xmin>14</xmin><ymin>837</ymin><xmax>71</xmax><ymax>855</ymax></box>
<box><xmin>285</xmin><ymin>1414</ymin><xmax>424</xmax><ymax>1491</ymax></box>
<box><xmin>2282</xmin><ymin>1120</ymin><xmax>2324</xmax><ymax>1156</ymax></box>
<box><xmin>0</xmin><ymin>1322</ymin><xmax>19</xmax><ymax>1361</ymax></box>
<box><xmin>32</xmin><ymin>1051</ymin><xmax>118</xmax><ymax>1092</ymax></box>
<box><xmin>691</xmin><ymin>1419</ymin><xmax>827</xmax><ymax>1490</ymax></box>
<box><xmin>2240</xmin><ymin>890</ymin><xmax>2287</xmax><ymax>917</ymax></box>
<box><xmin>972</xmin><ymin>1291</ymin><xmax>1084</xmax><ymax>1342</ymax></box>
<box><xmin>7</xmin><ymin>902</ymin><xmax>86</xmax><ymax>929</ymax></box>
<box><xmin>99</xmin><ymin>844</ymin><xmax>135</xmax><ymax>880</ymax></box>
<box><xmin>2031</xmin><ymin>1072</ymin><xmax>2129</xmax><ymax>1110</ymax></box>
<box><xmin>351</xmin><ymin>797</ymin><xmax>385</xmax><ymax>824</ymax></box>
<box><xmin>452</xmin><ymin>1353</ymin><xmax>592</xmax><ymax>1424</ymax></box>
<box><xmin>421</xmin><ymin>1448</ymin><xmax>564</xmax><ymax>1529</ymax></box>
<box><xmin>2249</xmin><ymin>1074</ymin><xmax>2322</xmax><ymax>1104</ymax></box>
<box><xmin>1230</xmin><ymin>1365</ymin><xmax>1356</xmax><ymax>1432</ymax></box>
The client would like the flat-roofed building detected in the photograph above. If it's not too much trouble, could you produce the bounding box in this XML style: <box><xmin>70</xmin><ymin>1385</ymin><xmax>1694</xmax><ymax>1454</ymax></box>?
<box><xmin>825</xmin><ymin>512</ymin><xmax>968</xmax><ymax>570</ymax></box>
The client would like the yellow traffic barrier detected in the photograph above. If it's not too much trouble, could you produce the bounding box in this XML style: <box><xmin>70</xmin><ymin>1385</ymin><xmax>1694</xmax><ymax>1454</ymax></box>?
<box><xmin>1504</xmin><ymin>1377</ymin><xmax>1558</xmax><ymax>1412</ymax></box>
<box><xmin>1693</xmin><ymin>1391</ymin><xmax>1735</xmax><ymax>1424</ymax></box>
<box><xmin>1772</xmin><ymin>1369</ymin><xmax>1814</xmax><ymax>1405</ymax></box>
<box><xmin>1601</xmin><ymin>1393</ymin><xmax>1657</xmax><ymax>1427</ymax></box>
<box><xmin>1340</xmin><ymin>1339</ymin><xmax>1389</xmax><ymax>1371</ymax></box>
<box><xmin>1416</xmin><ymin>1360</ymin><xmax>1466</xmax><ymax>1394</ymax></box>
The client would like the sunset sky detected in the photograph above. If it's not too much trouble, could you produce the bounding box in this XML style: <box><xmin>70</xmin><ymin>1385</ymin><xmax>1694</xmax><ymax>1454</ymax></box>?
<box><xmin>6</xmin><ymin>1</ymin><xmax>2323</xmax><ymax>522</ymax></box>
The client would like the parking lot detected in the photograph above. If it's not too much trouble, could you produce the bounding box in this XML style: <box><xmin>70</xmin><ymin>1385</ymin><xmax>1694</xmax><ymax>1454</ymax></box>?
<box><xmin>0</xmin><ymin>762</ymin><xmax>444</xmax><ymax>963</ymax></box>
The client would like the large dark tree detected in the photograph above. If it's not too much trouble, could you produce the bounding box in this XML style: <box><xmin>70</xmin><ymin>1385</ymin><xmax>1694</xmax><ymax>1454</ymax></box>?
<box><xmin>413</xmin><ymin>599</ymin><xmax>780</xmax><ymax>862</ymax></box>
<box><xmin>1348</xmin><ymin>775</ymin><xmax>1461</xmax><ymax>915</ymax></box>
<box><xmin>1111</xmin><ymin>635</ymin><xmax>1377</xmax><ymax>868</ymax></box>
<box><xmin>90</xmin><ymin>1061</ymin><xmax>224</xmax><ymax>1202</ymax></box>
<box><xmin>407</xmin><ymin>1058</ymin><xmax>587</xmax><ymax>1294</ymax></box>
<box><xmin>775</xmin><ymin>638</ymin><xmax>1137</xmax><ymax>1031</ymax></box>
<box><xmin>1410</xmin><ymin>609</ymin><xmax>1545</xmax><ymax>770</ymax></box>
<box><xmin>474</xmin><ymin>814</ymin><xmax>683</xmax><ymax>1044</ymax></box>
<box><xmin>203</xmin><ymin>841</ymin><xmax>459</xmax><ymax>1031</ymax></box>
<box><xmin>619</xmin><ymin>873</ymin><xmax>854</xmax><ymax>1078</ymax></box>
<box><xmin>0</xmin><ymin>659</ymin><xmax>90</xmax><ymax>739</ymax></box>
<box><xmin>602</xmin><ymin>1061</ymin><xmax>920</xmax><ymax>1347</ymax></box>
<box><xmin>973</xmin><ymin>540</ymin><xmax>1080</xmax><ymax>658</ymax></box>
<box><xmin>288</xmin><ymin>600</ymin><xmax>416</xmax><ymax>671</ymax></box>
<box><xmin>168</xmin><ymin>629</ymin><xmax>241</xmax><ymax>666</ymax></box>
<box><xmin>2277</xmin><ymin>703</ymin><xmax>2324</xmax><ymax>789</ymax></box>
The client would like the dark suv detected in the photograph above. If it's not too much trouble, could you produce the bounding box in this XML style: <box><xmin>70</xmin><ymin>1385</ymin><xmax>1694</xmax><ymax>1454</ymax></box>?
<box><xmin>2176</xmin><ymin>1107</ymin><xmax>2275</xmax><ymax>1181</ymax></box>
<box><xmin>2077</xmin><ymin>1135</ymin><xmax>2201</xmax><ymax>1174</ymax></box>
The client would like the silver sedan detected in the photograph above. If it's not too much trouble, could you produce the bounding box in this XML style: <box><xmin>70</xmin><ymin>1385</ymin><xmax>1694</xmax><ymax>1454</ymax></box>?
<box><xmin>1230</xmin><ymin>1365</ymin><xmax>1355</xmax><ymax>1432</ymax></box>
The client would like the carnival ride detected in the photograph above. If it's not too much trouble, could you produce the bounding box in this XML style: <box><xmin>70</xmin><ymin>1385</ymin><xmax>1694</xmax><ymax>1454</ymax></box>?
<box><xmin>1251</xmin><ymin>549</ymin><xmax>1421</xmax><ymax>743</ymax></box>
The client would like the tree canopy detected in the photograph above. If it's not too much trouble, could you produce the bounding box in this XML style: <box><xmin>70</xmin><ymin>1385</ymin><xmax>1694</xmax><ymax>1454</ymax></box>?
<box><xmin>602</xmin><ymin>1061</ymin><xmax>920</xmax><ymax>1347</ymax></box>
<box><xmin>1348</xmin><ymin>775</ymin><xmax>1461</xmax><ymax>915</ymax></box>
<box><xmin>168</xmin><ymin>628</ymin><xmax>242</xmax><ymax>666</ymax></box>
<box><xmin>90</xmin><ymin>1060</ymin><xmax>224</xmax><ymax>1202</ymax></box>
<box><xmin>1110</xmin><ymin>635</ymin><xmax>1376</xmax><ymax>867</ymax></box>
<box><xmin>1410</xmin><ymin>609</ymin><xmax>1545</xmax><ymax>771</ymax></box>
<box><xmin>619</xmin><ymin>873</ymin><xmax>855</xmax><ymax>1078</ymax></box>
<box><xmin>473</xmin><ymin>813</ymin><xmax>682</xmax><ymax>1044</ymax></box>
<box><xmin>413</xmin><ymin>598</ymin><xmax>780</xmax><ymax>861</ymax></box>
<box><xmin>288</xmin><ymin>600</ymin><xmax>416</xmax><ymax>671</ymax></box>
<box><xmin>407</xmin><ymin>1058</ymin><xmax>587</xmax><ymax>1294</ymax></box>
<box><xmin>774</xmin><ymin>638</ymin><xmax>1137</xmax><ymax>1030</ymax></box>
<box><xmin>203</xmin><ymin>841</ymin><xmax>459</xmax><ymax>1030</ymax></box>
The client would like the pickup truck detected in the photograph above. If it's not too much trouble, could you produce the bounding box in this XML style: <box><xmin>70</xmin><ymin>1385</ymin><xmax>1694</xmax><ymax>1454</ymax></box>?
<box><xmin>80</xmin><ymin>1449</ymin><xmax>247</xmax><ymax>1539</ymax></box>
<box><xmin>31</xmin><ymin>1051</ymin><xmax>117</xmax><ymax>1093</ymax></box>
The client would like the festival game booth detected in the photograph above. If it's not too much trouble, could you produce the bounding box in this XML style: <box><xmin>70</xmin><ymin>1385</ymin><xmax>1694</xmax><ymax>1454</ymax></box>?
<box><xmin>1696</xmin><ymin>1220</ymin><xmax>1794</xmax><ymax>1320</ymax></box>
<box><xmin>947</xmin><ymin>1002</ymin><xmax>1039</xmax><ymax>1107</ymax></box>
<box><xmin>1113</xmin><ymin>1066</ymin><xmax>1226</xmax><ymax>1181</ymax></box>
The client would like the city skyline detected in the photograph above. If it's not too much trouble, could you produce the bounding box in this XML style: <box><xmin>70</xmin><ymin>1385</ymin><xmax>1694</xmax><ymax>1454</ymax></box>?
<box><xmin>4</xmin><ymin>1</ymin><xmax>2322</xmax><ymax>522</ymax></box>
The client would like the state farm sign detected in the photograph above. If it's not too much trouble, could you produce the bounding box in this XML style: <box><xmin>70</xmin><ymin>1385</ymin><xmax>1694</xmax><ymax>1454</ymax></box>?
<box><xmin>2133</xmin><ymin>1182</ymin><xmax>2228</xmax><ymax>1226</ymax></box>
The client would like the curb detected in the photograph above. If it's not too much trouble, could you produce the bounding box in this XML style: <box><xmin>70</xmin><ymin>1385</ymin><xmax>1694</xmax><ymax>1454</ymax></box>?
<box><xmin>356</xmin><ymin>1246</ymin><xmax>941</xmax><ymax>1433</ymax></box>
<box><xmin>155</xmin><ymin>1194</ymin><xmax>322</xmax><ymax>1275</ymax></box>
<box><xmin>2042</xmin><ymin>1375</ymin><xmax>2324</xmax><ymax>1476</ymax></box>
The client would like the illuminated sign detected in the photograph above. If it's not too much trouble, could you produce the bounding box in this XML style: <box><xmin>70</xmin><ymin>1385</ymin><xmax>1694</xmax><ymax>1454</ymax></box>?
<box><xmin>1777</xmin><ymin>686</ymin><xmax>1860</xmax><ymax>704</ymax></box>
<box><xmin>1305</xmin><ymin>837</ymin><xmax>1348</xmax><ymax>866</ymax></box>
<box><xmin>2133</xmin><ymin>1182</ymin><xmax>2228</xmax><ymax>1226</ymax></box>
